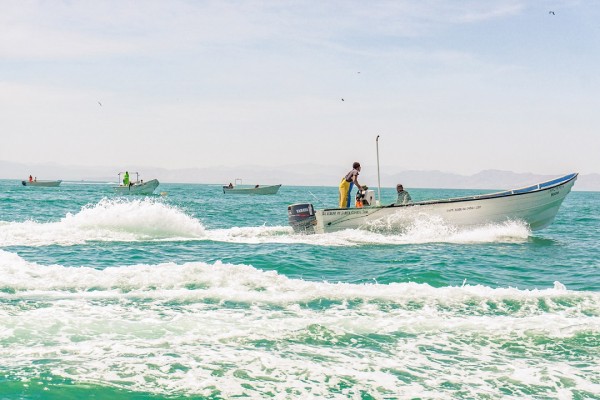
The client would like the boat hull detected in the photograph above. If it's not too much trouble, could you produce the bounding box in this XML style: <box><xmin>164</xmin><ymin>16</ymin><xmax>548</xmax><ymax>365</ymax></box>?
<box><xmin>21</xmin><ymin>180</ymin><xmax>62</xmax><ymax>187</ymax></box>
<box><xmin>113</xmin><ymin>179</ymin><xmax>159</xmax><ymax>195</ymax></box>
<box><xmin>223</xmin><ymin>184</ymin><xmax>281</xmax><ymax>195</ymax></box>
<box><xmin>295</xmin><ymin>174</ymin><xmax>577</xmax><ymax>234</ymax></box>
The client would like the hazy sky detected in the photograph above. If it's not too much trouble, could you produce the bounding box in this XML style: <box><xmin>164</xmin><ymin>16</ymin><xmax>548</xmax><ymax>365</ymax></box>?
<box><xmin>1</xmin><ymin>0</ymin><xmax>598</xmax><ymax>175</ymax></box>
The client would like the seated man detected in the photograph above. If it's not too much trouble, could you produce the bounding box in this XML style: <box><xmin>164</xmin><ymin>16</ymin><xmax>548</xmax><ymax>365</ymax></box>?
<box><xmin>395</xmin><ymin>184</ymin><xmax>412</xmax><ymax>205</ymax></box>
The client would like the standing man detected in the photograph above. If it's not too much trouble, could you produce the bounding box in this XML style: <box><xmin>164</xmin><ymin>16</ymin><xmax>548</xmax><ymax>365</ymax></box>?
<box><xmin>339</xmin><ymin>162</ymin><xmax>363</xmax><ymax>208</ymax></box>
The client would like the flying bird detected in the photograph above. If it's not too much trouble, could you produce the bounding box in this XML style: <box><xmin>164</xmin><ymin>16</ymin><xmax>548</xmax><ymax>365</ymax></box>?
<box><xmin>341</xmin><ymin>98</ymin><xmax>345</xmax><ymax>101</ymax></box>
<box><xmin>549</xmin><ymin>11</ymin><xmax>555</xmax><ymax>15</ymax></box>
<box><xmin>98</xmin><ymin>101</ymin><xmax>102</xmax><ymax>106</ymax></box>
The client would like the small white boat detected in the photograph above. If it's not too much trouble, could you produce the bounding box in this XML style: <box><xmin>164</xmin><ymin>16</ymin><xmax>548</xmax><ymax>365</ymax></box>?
<box><xmin>223</xmin><ymin>179</ymin><xmax>281</xmax><ymax>195</ymax></box>
<box><xmin>288</xmin><ymin>173</ymin><xmax>578</xmax><ymax>234</ymax></box>
<box><xmin>113</xmin><ymin>172</ymin><xmax>159</xmax><ymax>195</ymax></box>
<box><xmin>21</xmin><ymin>179</ymin><xmax>62</xmax><ymax>187</ymax></box>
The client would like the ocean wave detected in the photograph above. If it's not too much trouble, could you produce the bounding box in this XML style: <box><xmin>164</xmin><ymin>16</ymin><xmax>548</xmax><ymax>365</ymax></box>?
<box><xmin>1</xmin><ymin>250</ymin><xmax>597</xmax><ymax>313</ymax></box>
<box><xmin>0</xmin><ymin>198</ymin><xmax>206</xmax><ymax>246</ymax></box>
<box><xmin>1</xmin><ymin>250</ymin><xmax>599</xmax><ymax>398</ymax></box>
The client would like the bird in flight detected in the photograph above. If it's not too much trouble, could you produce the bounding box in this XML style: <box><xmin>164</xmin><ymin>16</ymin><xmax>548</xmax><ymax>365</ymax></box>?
<box><xmin>549</xmin><ymin>11</ymin><xmax>555</xmax><ymax>15</ymax></box>
<box><xmin>341</xmin><ymin>98</ymin><xmax>345</xmax><ymax>101</ymax></box>
<box><xmin>98</xmin><ymin>101</ymin><xmax>102</xmax><ymax>106</ymax></box>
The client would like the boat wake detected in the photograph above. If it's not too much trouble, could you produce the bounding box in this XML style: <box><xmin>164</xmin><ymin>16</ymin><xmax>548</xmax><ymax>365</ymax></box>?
<box><xmin>0</xmin><ymin>248</ymin><xmax>592</xmax><ymax>304</ymax></box>
<box><xmin>0</xmin><ymin>251</ymin><xmax>598</xmax><ymax>398</ymax></box>
<box><xmin>0</xmin><ymin>198</ymin><xmax>530</xmax><ymax>247</ymax></box>
<box><xmin>205</xmin><ymin>218</ymin><xmax>530</xmax><ymax>246</ymax></box>
<box><xmin>0</xmin><ymin>198</ymin><xmax>205</xmax><ymax>246</ymax></box>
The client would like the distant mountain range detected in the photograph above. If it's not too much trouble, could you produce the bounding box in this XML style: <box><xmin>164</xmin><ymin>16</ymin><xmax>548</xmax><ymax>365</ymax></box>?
<box><xmin>1</xmin><ymin>160</ymin><xmax>598</xmax><ymax>191</ymax></box>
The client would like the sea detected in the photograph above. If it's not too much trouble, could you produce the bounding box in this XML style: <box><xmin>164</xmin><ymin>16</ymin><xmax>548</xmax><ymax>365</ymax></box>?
<box><xmin>0</xmin><ymin>179</ymin><xmax>598</xmax><ymax>399</ymax></box>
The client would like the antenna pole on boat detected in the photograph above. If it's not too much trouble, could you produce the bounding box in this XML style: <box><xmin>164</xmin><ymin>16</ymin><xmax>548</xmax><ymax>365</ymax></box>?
<box><xmin>376</xmin><ymin>135</ymin><xmax>381</xmax><ymax>206</ymax></box>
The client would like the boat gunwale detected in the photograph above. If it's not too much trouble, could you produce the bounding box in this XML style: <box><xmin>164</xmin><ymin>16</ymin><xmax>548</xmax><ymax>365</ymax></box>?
<box><xmin>321</xmin><ymin>173</ymin><xmax>578</xmax><ymax>212</ymax></box>
<box><xmin>222</xmin><ymin>184</ymin><xmax>282</xmax><ymax>193</ymax></box>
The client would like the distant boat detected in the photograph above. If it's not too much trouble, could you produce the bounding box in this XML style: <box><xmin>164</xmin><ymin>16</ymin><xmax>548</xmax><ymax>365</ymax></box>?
<box><xmin>288</xmin><ymin>173</ymin><xmax>578</xmax><ymax>234</ymax></box>
<box><xmin>113</xmin><ymin>172</ymin><xmax>159</xmax><ymax>195</ymax></box>
<box><xmin>223</xmin><ymin>179</ymin><xmax>281</xmax><ymax>195</ymax></box>
<box><xmin>21</xmin><ymin>179</ymin><xmax>62</xmax><ymax>187</ymax></box>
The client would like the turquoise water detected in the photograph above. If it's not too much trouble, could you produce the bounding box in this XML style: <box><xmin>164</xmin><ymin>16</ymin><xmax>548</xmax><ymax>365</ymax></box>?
<box><xmin>0</xmin><ymin>179</ymin><xmax>598</xmax><ymax>399</ymax></box>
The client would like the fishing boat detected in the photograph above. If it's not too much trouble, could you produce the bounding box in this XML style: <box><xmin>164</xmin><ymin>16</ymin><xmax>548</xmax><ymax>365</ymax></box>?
<box><xmin>223</xmin><ymin>179</ymin><xmax>281</xmax><ymax>195</ymax></box>
<box><xmin>288</xmin><ymin>135</ymin><xmax>577</xmax><ymax>234</ymax></box>
<box><xmin>288</xmin><ymin>173</ymin><xmax>578</xmax><ymax>234</ymax></box>
<box><xmin>21</xmin><ymin>179</ymin><xmax>62</xmax><ymax>187</ymax></box>
<box><xmin>113</xmin><ymin>172</ymin><xmax>159</xmax><ymax>195</ymax></box>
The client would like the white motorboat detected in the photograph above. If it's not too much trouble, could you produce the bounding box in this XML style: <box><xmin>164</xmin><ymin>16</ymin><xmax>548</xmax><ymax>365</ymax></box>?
<box><xmin>223</xmin><ymin>179</ymin><xmax>281</xmax><ymax>195</ymax></box>
<box><xmin>21</xmin><ymin>179</ymin><xmax>62</xmax><ymax>187</ymax></box>
<box><xmin>288</xmin><ymin>173</ymin><xmax>578</xmax><ymax>234</ymax></box>
<box><xmin>113</xmin><ymin>172</ymin><xmax>159</xmax><ymax>195</ymax></box>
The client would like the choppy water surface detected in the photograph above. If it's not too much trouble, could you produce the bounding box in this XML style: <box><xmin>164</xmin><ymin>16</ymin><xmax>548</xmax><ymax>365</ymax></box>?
<box><xmin>0</xmin><ymin>180</ymin><xmax>598</xmax><ymax>399</ymax></box>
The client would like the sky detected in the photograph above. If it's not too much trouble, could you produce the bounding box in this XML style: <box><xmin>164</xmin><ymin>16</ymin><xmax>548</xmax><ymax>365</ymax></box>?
<box><xmin>1</xmin><ymin>0</ymin><xmax>599</xmax><ymax>176</ymax></box>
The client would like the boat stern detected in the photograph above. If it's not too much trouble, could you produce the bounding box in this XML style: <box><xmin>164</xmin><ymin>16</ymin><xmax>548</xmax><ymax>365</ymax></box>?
<box><xmin>288</xmin><ymin>203</ymin><xmax>317</xmax><ymax>233</ymax></box>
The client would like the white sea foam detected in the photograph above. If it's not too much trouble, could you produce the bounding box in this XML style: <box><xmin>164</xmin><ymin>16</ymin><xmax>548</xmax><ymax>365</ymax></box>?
<box><xmin>0</xmin><ymin>198</ymin><xmax>206</xmax><ymax>246</ymax></box>
<box><xmin>207</xmin><ymin>218</ymin><xmax>530</xmax><ymax>246</ymax></box>
<box><xmin>1</xmin><ymin>250</ymin><xmax>598</xmax><ymax>398</ymax></box>
<box><xmin>0</xmin><ymin>249</ymin><xmax>597</xmax><ymax>309</ymax></box>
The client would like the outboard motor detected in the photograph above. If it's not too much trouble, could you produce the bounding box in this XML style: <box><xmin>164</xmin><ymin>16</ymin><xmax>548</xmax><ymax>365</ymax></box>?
<box><xmin>288</xmin><ymin>203</ymin><xmax>316</xmax><ymax>233</ymax></box>
<box><xmin>355</xmin><ymin>189</ymin><xmax>375</xmax><ymax>207</ymax></box>
<box><xmin>363</xmin><ymin>189</ymin><xmax>375</xmax><ymax>206</ymax></box>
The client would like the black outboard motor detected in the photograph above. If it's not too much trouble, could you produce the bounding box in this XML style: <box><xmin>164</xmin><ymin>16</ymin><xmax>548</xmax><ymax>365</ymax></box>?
<box><xmin>288</xmin><ymin>203</ymin><xmax>316</xmax><ymax>233</ymax></box>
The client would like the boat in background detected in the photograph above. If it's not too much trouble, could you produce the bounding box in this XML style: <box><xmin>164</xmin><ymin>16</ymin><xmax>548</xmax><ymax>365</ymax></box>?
<box><xmin>113</xmin><ymin>172</ymin><xmax>159</xmax><ymax>195</ymax></box>
<box><xmin>223</xmin><ymin>179</ymin><xmax>281</xmax><ymax>195</ymax></box>
<box><xmin>288</xmin><ymin>173</ymin><xmax>578</xmax><ymax>234</ymax></box>
<box><xmin>21</xmin><ymin>179</ymin><xmax>62</xmax><ymax>187</ymax></box>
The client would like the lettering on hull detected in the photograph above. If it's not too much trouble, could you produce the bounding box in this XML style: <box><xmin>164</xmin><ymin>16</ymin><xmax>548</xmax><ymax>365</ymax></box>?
<box><xmin>446</xmin><ymin>205</ymin><xmax>482</xmax><ymax>213</ymax></box>
<box><xmin>323</xmin><ymin>210</ymin><xmax>371</xmax><ymax>216</ymax></box>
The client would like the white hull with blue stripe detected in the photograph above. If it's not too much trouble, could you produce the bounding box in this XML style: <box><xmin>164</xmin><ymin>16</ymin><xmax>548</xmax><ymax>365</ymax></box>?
<box><xmin>289</xmin><ymin>173</ymin><xmax>578</xmax><ymax>234</ymax></box>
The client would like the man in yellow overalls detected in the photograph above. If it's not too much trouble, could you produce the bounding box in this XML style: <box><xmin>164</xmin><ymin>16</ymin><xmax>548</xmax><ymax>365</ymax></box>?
<box><xmin>123</xmin><ymin>171</ymin><xmax>130</xmax><ymax>186</ymax></box>
<box><xmin>339</xmin><ymin>162</ymin><xmax>363</xmax><ymax>208</ymax></box>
